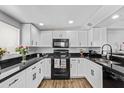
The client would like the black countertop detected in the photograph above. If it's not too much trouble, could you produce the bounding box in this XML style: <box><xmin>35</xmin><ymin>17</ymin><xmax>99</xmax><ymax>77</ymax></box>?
<box><xmin>0</xmin><ymin>55</ymin><xmax>51</xmax><ymax>83</ymax></box>
<box><xmin>1</xmin><ymin>53</ymin><xmax>124</xmax><ymax>84</ymax></box>
<box><xmin>70</xmin><ymin>53</ymin><xmax>124</xmax><ymax>76</ymax></box>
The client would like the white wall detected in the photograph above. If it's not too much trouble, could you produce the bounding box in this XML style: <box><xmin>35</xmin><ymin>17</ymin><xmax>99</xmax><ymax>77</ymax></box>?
<box><xmin>0</xmin><ymin>10</ymin><xmax>21</xmax><ymax>29</ymax></box>
<box><xmin>107</xmin><ymin>29</ymin><xmax>124</xmax><ymax>52</ymax></box>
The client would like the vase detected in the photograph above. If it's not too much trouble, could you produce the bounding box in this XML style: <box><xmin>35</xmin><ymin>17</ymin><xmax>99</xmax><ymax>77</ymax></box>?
<box><xmin>0</xmin><ymin>55</ymin><xmax>2</xmax><ymax>60</ymax></box>
<box><xmin>21</xmin><ymin>55</ymin><xmax>26</xmax><ymax>64</ymax></box>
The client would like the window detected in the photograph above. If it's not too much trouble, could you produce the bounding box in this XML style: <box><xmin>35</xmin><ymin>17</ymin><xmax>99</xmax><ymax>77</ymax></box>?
<box><xmin>0</xmin><ymin>21</ymin><xmax>20</xmax><ymax>53</ymax></box>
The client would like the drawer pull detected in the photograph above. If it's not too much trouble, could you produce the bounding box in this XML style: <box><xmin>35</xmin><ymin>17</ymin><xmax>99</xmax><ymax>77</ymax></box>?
<box><xmin>33</xmin><ymin>73</ymin><xmax>36</xmax><ymax>80</ymax></box>
<box><xmin>9</xmin><ymin>79</ymin><xmax>19</xmax><ymax>87</ymax></box>
<box><xmin>32</xmin><ymin>66</ymin><xmax>36</xmax><ymax>70</ymax></box>
<box><xmin>91</xmin><ymin>69</ymin><xmax>94</xmax><ymax>76</ymax></box>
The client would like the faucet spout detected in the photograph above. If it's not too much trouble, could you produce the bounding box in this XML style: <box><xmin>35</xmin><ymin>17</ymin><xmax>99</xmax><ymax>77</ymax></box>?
<box><xmin>101</xmin><ymin>44</ymin><xmax>112</xmax><ymax>60</ymax></box>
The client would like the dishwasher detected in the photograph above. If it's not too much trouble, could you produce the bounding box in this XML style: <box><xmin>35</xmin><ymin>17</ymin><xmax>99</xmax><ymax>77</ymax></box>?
<box><xmin>103</xmin><ymin>67</ymin><xmax>124</xmax><ymax>88</ymax></box>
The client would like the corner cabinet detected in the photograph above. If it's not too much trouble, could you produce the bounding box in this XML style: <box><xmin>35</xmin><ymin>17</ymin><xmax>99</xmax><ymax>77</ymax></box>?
<box><xmin>84</xmin><ymin>59</ymin><xmax>103</xmax><ymax>88</ymax></box>
<box><xmin>88</xmin><ymin>28</ymin><xmax>107</xmax><ymax>47</ymax></box>
<box><xmin>21</xmin><ymin>24</ymin><xmax>40</xmax><ymax>46</ymax></box>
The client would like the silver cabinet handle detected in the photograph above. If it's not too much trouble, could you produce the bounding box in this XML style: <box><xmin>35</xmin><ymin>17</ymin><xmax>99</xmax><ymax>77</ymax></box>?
<box><xmin>31</xmin><ymin>40</ymin><xmax>33</xmax><ymax>45</ymax></box>
<box><xmin>32</xmin><ymin>66</ymin><xmax>36</xmax><ymax>70</ymax></box>
<box><xmin>9</xmin><ymin>79</ymin><xmax>19</xmax><ymax>87</ymax></box>
<box><xmin>33</xmin><ymin>73</ymin><xmax>36</xmax><ymax>80</ymax></box>
<box><xmin>39</xmin><ymin>68</ymin><xmax>41</xmax><ymax>74</ymax></box>
<box><xmin>91</xmin><ymin>69</ymin><xmax>94</xmax><ymax>76</ymax></box>
<box><xmin>36</xmin><ymin>42</ymin><xmax>37</xmax><ymax>45</ymax></box>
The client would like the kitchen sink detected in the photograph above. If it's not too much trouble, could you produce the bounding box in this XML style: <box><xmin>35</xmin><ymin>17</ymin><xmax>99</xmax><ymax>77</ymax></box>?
<box><xmin>94</xmin><ymin>58</ymin><xmax>121</xmax><ymax>65</ymax></box>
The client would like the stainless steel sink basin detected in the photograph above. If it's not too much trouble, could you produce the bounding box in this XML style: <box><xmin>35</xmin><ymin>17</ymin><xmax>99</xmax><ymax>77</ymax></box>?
<box><xmin>95</xmin><ymin>58</ymin><xmax>120</xmax><ymax>65</ymax></box>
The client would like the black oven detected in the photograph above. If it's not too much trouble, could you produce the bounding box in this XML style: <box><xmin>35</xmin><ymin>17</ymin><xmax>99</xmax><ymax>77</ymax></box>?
<box><xmin>51</xmin><ymin>49</ymin><xmax>70</xmax><ymax>79</ymax></box>
<box><xmin>53</xmin><ymin>39</ymin><xmax>69</xmax><ymax>48</ymax></box>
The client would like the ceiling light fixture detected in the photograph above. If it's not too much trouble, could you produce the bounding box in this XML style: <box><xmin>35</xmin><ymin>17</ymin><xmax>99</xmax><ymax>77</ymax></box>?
<box><xmin>68</xmin><ymin>20</ymin><xmax>74</xmax><ymax>24</ymax></box>
<box><xmin>39</xmin><ymin>23</ymin><xmax>44</xmax><ymax>26</ymax></box>
<box><xmin>112</xmin><ymin>14</ymin><xmax>119</xmax><ymax>19</ymax></box>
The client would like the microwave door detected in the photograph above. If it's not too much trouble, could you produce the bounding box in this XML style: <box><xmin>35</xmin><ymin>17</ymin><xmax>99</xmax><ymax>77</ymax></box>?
<box><xmin>61</xmin><ymin>42</ymin><xmax>65</xmax><ymax>47</ymax></box>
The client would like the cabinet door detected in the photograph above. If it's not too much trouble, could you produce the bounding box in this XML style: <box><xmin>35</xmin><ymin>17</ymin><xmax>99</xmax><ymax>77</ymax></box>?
<box><xmin>37</xmin><ymin>60</ymin><xmax>44</xmax><ymax>86</ymax></box>
<box><xmin>89</xmin><ymin>62</ymin><xmax>103</xmax><ymax>88</ymax></box>
<box><xmin>40</xmin><ymin>31</ymin><xmax>52</xmax><ymax>47</ymax></box>
<box><xmin>77</xmin><ymin>58</ymin><xmax>85</xmax><ymax>77</ymax></box>
<box><xmin>44</xmin><ymin>58</ymin><xmax>51</xmax><ymax>79</ymax></box>
<box><xmin>88</xmin><ymin>28</ymin><xmax>107</xmax><ymax>47</ymax></box>
<box><xmin>78</xmin><ymin>31</ymin><xmax>88</xmax><ymax>47</ymax></box>
<box><xmin>31</xmin><ymin>24</ymin><xmax>40</xmax><ymax>46</ymax></box>
<box><xmin>0</xmin><ymin>70</ymin><xmax>26</xmax><ymax>88</ymax></box>
<box><xmin>70</xmin><ymin>58</ymin><xmax>78</xmax><ymax>78</ymax></box>
<box><xmin>52</xmin><ymin>31</ymin><xmax>67</xmax><ymax>39</ymax></box>
<box><xmin>92</xmin><ymin>28</ymin><xmax>101</xmax><ymax>47</ymax></box>
<box><xmin>26</xmin><ymin>63</ymin><xmax>38</xmax><ymax>88</ymax></box>
<box><xmin>67</xmin><ymin>31</ymin><xmax>79</xmax><ymax>47</ymax></box>
<box><xmin>21</xmin><ymin>24</ymin><xmax>31</xmax><ymax>46</ymax></box>
<box><xmin>84</xmin><ymin>59</ymin><xmax>103</xmax><ymax>88</ymax></box>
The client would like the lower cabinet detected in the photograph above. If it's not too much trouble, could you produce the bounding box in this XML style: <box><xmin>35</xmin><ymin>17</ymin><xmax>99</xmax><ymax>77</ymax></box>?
<box><xmin>26</xmin><ymin>62</ymin><xmax>39</xmax><ymax>88</ymax></box>
<box><xmin>84</xmin><ymin>59</ymin><xmax>103</xmax><ymax>88</ymax></box>
<box><xmin>37</xmin><ymin>60</ymin><xmax>44</xmax><ymax>86</ymax></box>
<box><xmin>70</xmin><ymin>58</ymin><xmax>84</xmax><ymax>78</ymax></box>
<box><xmin>0</xmin><ymin>70</ymin><xmax>26</xmax><ymax>88</ymax></box>
<box><xmin>44</xmin><ymin>58</ymin><xmax>51</xmax><ymax>79</ymax></box>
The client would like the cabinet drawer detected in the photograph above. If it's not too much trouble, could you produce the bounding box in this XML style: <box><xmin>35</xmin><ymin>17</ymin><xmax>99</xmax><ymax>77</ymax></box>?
<box><xmin>0</xmin><ymin>71</ymin><xmax>25</xmax><ymax>88</ymax></box>
<box><xmin>70</xmin><ymin>58</ymin><xmax>78</xmax><ymax>62</ymax></box>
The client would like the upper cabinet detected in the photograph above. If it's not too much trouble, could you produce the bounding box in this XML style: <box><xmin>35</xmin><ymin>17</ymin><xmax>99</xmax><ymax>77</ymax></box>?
<box><xmin>21</xmin><ymin>24</ymin><xmax>40</xmax><ymax>46</ymax></box>
<box><xmin>67</xmin><ymin>31</ymin><xmax>79</xmax><ymax>47</ymax></box>
<box><xmin>78</xmin><ymin>31</ymin><xmax>88</xmax><ymax>47</ymax></box>
<box><xmin>40</xmin><ymin>31</ymin><xmax>52</xmax><ymax>47</ymax></box>
<box><xmin>52</xmin><ymin>31</ymin><xmax>67</xmax><ymax>39</ymax></box>
<box><xmin>88</xmin><ymin>28</ymin><xmax>107</xmax><ymax>47</ymax></box>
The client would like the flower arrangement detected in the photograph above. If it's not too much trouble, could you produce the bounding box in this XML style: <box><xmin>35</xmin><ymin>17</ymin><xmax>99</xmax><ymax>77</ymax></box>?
<box><xmin>0</xmin><ymin>48</ymin><xmax>6</xmax><ymax>58</ymax></box>
<box><xmin>16</xmin><ymin>46</ymin><xmax>28</xmax><ymax>62</ymax></box>
<box><xmin>16</xmin><ymin>46</ymin><xmax>28</xmax><ymax>55</ymax></box>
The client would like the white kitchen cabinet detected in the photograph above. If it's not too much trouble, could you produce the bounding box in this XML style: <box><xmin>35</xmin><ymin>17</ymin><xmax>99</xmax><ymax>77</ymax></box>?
<box><xmin>44</xmin><ymin>58</ymin><xmax>51</xmax><ymax>79</ymax></box>
<box><xmin>70</xmin><ymin>58</ymin><xmax>78</xmax><ymax>78</ymax></box>
<box><xmin>88</xmin><ymin>27</ymin><xmax>107</xmax><ymax>47</ymax></box>
<box><xmin>0</xmin><ymin>70</ymin><xmax>26</xmax><ymax>88</ymax></box>
<box><xmin>52</xmin><ymin>31</ymin><xmax>67</xmax><ymax>39</ymax></box>
<box><xmin>37</xmin><ymin>60</ymin><xmax>44</xmax><ymax>86</ymax></box>
<box><xmin>21</xmin><ymin>24</ymin><xmax>40</xmax><ymax>46</ymax></box>
<box><xmin>38</xmin><ymin>59</ymin><xmax>45</xmax><ymax>84</ymax></box>
<box><xmin>77</xmin><ymin>58</ymin><xmax>85</xmax><ymax>77</ymax></box>
<box><xmin>31</xmin><ymin>25</ymin><xmax>40</xmax><ymax>46</ymax></box>
<box><xmin>25</xmin><ymin>62</ymin><xmax>39</xmax><ymax>88</ymax></box>
<box><xmin>40</xmin><ymin>31</ymin><xmax>52</xmax><ymax>47</ymax></box>
<box><xmin>67</xmin><ymin>31</ymin><xmax>79</xmax><ymax>47</ymax></box>
<box><xmin>78</xmin><ymin>31</ymin><xmax>88</xmax><ymax>47</ymax></box>
<box><xmin>84</xmin><ymin>58</ymin><xmax>103</xmax><ymax>88</ymax></box>
<box><xmin>70</xmin><ymin>58</ymin><xmax>84</xmax><ymax>78</ymax></box>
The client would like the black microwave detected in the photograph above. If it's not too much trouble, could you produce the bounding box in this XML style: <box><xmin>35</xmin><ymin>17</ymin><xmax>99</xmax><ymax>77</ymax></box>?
<box><xmin>53</xmin><ymin>39</ymin><xmax>69</xmax><ymax>48</ymax></box>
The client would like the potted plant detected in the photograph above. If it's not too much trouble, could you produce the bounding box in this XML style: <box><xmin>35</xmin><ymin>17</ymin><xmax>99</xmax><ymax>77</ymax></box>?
<box><xmin>16</xmin><ymin>46</ymin><xmax>28</xmax><ymax>63</ymax></box>
<box><xmin>0</xmin><ymin>48</ymin><xmax>6</xmax><ymax>59</ymax></box>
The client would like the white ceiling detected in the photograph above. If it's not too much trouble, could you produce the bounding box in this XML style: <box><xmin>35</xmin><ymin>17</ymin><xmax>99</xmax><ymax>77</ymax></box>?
<box><xmin>0</xmin><ymin>5</ymin><xmax>102</xmax><ymax>30</ymax></box>
<box><xmin>95</xmin><ymin>6</ymin><xmax>124</xmax><ymax>28</ymax></box>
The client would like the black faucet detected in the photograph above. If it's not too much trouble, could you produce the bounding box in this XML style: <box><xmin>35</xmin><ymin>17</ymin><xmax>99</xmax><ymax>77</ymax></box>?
<box><xmin>101</xmin><ymin>44</ymin><xmax>112</xmax><ymax>60</ymax></box>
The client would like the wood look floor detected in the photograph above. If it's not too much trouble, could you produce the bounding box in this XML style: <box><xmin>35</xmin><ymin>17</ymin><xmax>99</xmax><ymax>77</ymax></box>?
<box><xmin>39</xmin><ymin>78</ymin><xmax>92</xmax><ymax>88</ymax></box>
